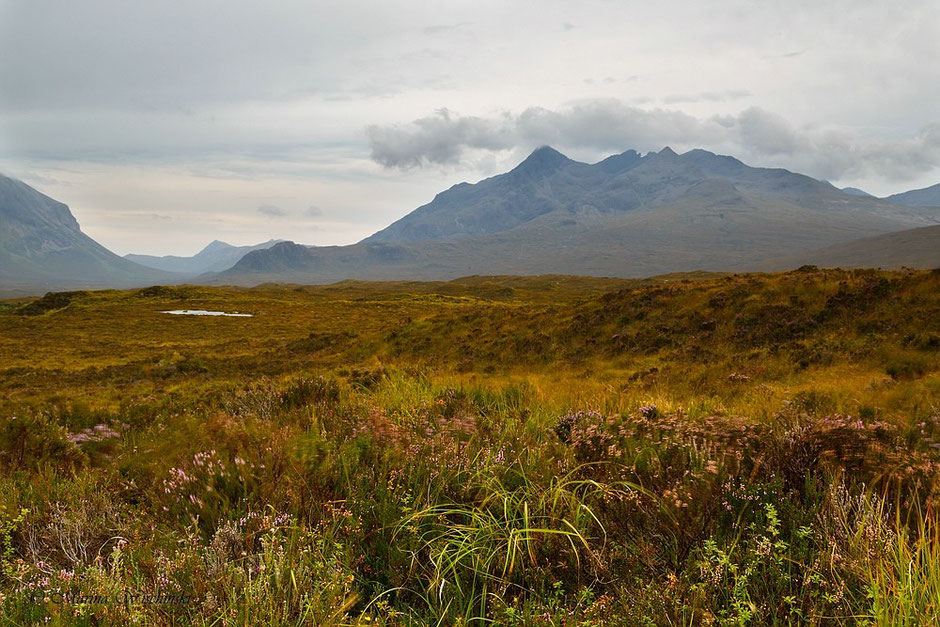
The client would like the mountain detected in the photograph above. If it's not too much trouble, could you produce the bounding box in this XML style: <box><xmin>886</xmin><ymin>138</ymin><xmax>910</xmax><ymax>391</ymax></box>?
<box><xmin>885</xmin><ymin>183</ymin><xmax>940</xmax><ymax>207</ymax></box>
<box><xmin>365</xmin><ymin>146</ymin><xmax>585</xmax><ymax>243</ymax></box>
<box><xmin>0</xmin><ymin>173</ymin><xmax>175</xmax><ymax>293</ymax></box>
<box><xmin>125</xmin><ymin>239</ymin><xmax>284</xmax><ymax>274</ymax></box>
<box><xmin>226</xmin><ymin>241</ymin><xmax>322</xmax><ymax>274</ymax></box>
<box><xmin>210</xmin><ymin>147</ymin><xmax>940</xmax><ymax>285</ymax></box>
<box><xmin>365</xmin><ymin>146</ymin><xmax>935</xmax><ymax>245</ymax></box>
<box><xmin>841</xmin><ymin>186</ymin><xmax>873</xmax><ymax>197</ymax></box>
<box><xmin>764</xmin><ymin>225</ymin><xmax>940</xmax><ymax>270</ymax></box>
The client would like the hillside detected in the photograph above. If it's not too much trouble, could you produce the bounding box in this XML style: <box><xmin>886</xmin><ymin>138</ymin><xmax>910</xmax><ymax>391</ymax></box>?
<box><xmin>765</xmin><ymin>224</ymin><xmax>940</xmax><ymax>270</ymax></box>
<box><xmin>885</xmin><ymin>182</ymin><xmax>940</xmax><ymax>207</ymax></box>
<box><xmin>125</xmin><ymin>239</ymin><xmax>283</xmax><ymax>274</ymax></box>
<box><xmin>0</xmin><ymin>173</ymin><xmax>176</xmax><ymax>292</ymax></box>
<box><xmin>210</xmin><ymin>147</ymin><xmax>940</xmax><ymax>285</ymax></box>
<box><xmin>840</xmin><ymin>186</ymin><xmax>874</xmax><ymax>197</ymax></box>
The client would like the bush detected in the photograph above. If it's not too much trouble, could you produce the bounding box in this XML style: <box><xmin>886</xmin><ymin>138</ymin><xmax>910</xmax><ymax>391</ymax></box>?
<box><xmin>885</xmin><ymin>353</ymin><xmax>931</xmax><ymax>380</ymax></box>
<box><xmin>0</xmin><ymin>413</ymin><xmax>83</xmax><ymax>472</ymax></box>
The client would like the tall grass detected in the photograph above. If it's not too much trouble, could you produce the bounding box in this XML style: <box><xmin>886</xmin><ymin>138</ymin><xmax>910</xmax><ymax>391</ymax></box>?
<box><xmin>868</xmin><ymin>502</ymin><xmax>940</xmax><ymax>624</ymax></box>
<box><xmin>395</xmin><ymin>463</ymin><xmax>635</xmax><ymax>622</ymax></box>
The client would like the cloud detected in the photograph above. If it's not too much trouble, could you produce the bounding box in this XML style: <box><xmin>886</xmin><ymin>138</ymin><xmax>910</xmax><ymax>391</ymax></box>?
<box><xmin>257</xmin><ymin>204</ymin><xmax>287</xmax><ymax>217</ymax></box>
<box><xmin>305</xmin><ymin>205</ymin><xmax>324</xmax><ymax>218</ymax></box>
<box><xmin>661</xmin><ymin>90</ymin><xmax>752</xmax><ymax>104</ymax></box>
<box><xmin>366</xmin><ymin>101</ymin><xmax>940</xmax><ymax>182</ymax></box>
<box><xmin>367</xmin><ymin>102</ymin><xmax>727</xmax><ymax>168</ymax></box>
<box><xmin>367</xmin><ymin>109</ymin><xmax>512</xmax><ymax>169</ymax></box>
<box><xmin>422</xmin><ymin>22</ymin><xmax>471</xmax><ymax>35</ymax></box>
<box><xmin>736</xmin><ymin>108</ymin><xmax>798</xmax><ymax>155</ymax></box>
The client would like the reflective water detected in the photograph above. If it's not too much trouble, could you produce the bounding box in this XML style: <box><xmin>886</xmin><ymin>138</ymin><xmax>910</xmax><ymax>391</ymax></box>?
<box><xmin>162</xmin><ymin>310</ymin><xmax>253</xmax><ymax>317</ymax></box>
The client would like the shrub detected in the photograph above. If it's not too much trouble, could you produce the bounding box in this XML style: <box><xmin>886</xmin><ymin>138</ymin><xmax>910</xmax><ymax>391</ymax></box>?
<box><xmin>885</xmin><ymin>353</ymin><xmax>931</xmax><ymax>380</ymax></box>
<box><xmin>0</xmin><ymin>414</ymin><xmax>83</xmax><ymax>472</ymax></box>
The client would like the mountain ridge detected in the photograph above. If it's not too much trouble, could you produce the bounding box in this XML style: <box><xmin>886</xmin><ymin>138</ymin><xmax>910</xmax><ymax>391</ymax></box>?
<box><xmin>363</xmin><ymin>146</ymin><xmax>936</xmax><ymax>247</ymax></box>
<box><xmin>0</xmin><ymin>173</ymin><xmax>176</xmax><ymax>291</ymax></box>
<box><xmin>211</xmin><ymin>146</ymin><xmax>940</xmax><ymax>285</ymax></box>
<box><xmin>4</xmin><ymin>147</ymin><xmax>940</xmax><ymax>294</ymax></box>
<box><xmin>885</xmin><ymin>182</ymin><xmax>940</xmax><ymax>208</ymax></box>
<box><xmin>125</xmin><ymin>238</ymin><xmax>284</xmax><ymax>274</ymax></box>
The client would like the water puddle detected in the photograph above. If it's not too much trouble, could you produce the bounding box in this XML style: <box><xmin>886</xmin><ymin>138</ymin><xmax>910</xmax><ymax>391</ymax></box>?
<box><xmin>162</xmin><ymin>310</ymin><xmax>253</xmax><ymax>317</ymax></box>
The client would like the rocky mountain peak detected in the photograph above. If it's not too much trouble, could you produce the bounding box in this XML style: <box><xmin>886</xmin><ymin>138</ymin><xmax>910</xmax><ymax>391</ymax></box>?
<box><xmin>510</xmin><ymin>146</ymin><xmax>572</xmax><ymax>177</ymax></box>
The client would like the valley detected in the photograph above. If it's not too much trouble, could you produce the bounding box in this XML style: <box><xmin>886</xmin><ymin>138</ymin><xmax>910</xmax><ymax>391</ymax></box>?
<box><xmin>3</xmin><ymin>147</ymin><xmax>939</xmax><ymax>296</ymax></box>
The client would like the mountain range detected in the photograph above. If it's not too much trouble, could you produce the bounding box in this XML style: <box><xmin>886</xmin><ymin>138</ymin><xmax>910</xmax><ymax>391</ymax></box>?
<box><xmin>125</xmin><ymin>239</ymin><xmax>284</xmax><ymax>274</ymax></box>
<box><xmin>2</xmin><ymin>147</ymin><xmax>939</xmax><ymax>293</ymax></box>
<box><xmin>210</xmin><ymin>147</ymin><xmax>939</xmax><ymax>284</ymax></box>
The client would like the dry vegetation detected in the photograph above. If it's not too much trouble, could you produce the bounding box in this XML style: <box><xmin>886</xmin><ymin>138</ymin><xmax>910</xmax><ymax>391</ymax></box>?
<box><xmin>0</xmin><ymin>268</ymin><xmax>938</xmax><ymax>625</ymax></box>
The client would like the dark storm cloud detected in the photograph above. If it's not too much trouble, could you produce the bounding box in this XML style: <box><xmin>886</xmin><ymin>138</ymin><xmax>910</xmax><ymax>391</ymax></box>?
<box><xmin>367</xmin><ymin>102</ymin><xmax>940</xmax><ymax>182</ymax></box>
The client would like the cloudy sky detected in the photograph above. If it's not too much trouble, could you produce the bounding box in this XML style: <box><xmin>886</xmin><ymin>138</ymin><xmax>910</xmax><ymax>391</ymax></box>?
<box><xmin>1</xmin><ymin>0</ymin><xmax>938</xmax><ymax>255</ymax></box>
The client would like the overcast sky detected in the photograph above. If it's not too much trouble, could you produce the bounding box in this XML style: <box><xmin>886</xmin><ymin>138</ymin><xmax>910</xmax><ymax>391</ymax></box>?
<box><xmin>1</xmin><ymin>0</ymin><xmax>939</xmax><ymax>255</ymax></box>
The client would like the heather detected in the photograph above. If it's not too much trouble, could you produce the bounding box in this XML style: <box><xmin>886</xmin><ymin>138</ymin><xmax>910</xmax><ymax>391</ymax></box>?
<box><xmin>0</xmin><ymin>268</ymin><xmax>938</xmax><ymax>625</ymax></box>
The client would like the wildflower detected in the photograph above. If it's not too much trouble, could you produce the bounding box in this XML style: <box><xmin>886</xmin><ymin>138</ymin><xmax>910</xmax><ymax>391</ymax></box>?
<box><xmin>67</xmin><ymin>423</ymin><xmax>120</xmax><ymax>444</ymax></box>
<box><xmin>638</xmin><ymin>404</ymin><xmax>658</xmax><ymax>419</ymax></box>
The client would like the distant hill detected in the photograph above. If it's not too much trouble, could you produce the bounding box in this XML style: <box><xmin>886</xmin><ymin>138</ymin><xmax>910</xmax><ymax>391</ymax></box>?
<box><xmin>0</xmin><ymin>173</ymin><xmax>175</xmax><ymax>292</ymax></box>
<box><xmin>885</xmin><ymin>183</ymin><xmax>940</xmax><ymax>208</ymax></box>
<box><xmin>764</xmin><ymin>225</ymin><xmax>940</xmax><ymax>270</ymax></box>
<box><xmin>841</xmin><ymin>186</ymin><xmax>873</xmax><ymax>197</ymax></box>
<box><xmin>126</xmin><ymin>239</ymin><xmax>283</xmax><ymax>274</ymax></box>
<box><xmin>210</xmin><ymin>147</ymin><xmax>940</xmax><ymax>285</ymax></box>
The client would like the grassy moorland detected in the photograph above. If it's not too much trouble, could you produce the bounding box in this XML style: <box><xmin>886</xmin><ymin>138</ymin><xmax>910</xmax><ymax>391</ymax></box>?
<box><xmin>0</xmin><ymin>268</ymin><xmax>938</xmax><ymax>625</ymax></box>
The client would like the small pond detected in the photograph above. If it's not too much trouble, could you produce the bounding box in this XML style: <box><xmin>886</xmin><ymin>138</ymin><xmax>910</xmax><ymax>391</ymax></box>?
<box><xmin>162</xmin><ymin>310</ymin><xmax>253</xmax><ymax>317</ymax></box>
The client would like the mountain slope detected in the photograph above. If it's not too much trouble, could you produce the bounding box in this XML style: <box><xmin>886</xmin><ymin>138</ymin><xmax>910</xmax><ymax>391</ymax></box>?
<box><xmin>885</xmin><ymin>183</ymin><xmax>940</xmax><ymax>208</ymax></box>
<box><xmin>763</xmin><ymin>225</ymin><xmax>940</xmax><ymax>270</ymax></box>
<box><xmin>365</xmin><ymin>147</ymin><xmax>936</xmax><ymax>245</ymax></box>
<box><xmin>841</xmin><ymin>186</ymin><xmax>873</xmax><ymax>197</ymax></box>
<box><xmin>0</xmin><ymin>173</ymin><xmax>176</xmax><ymax>291</ymax></box>
<box><xmin>125</xmin><ymin>239</ymin><xmax>283</xmax><ymax>274</ymax></box>
<box><xmin>210</xmin><ymin>147</ymin><xmax>940</xmax><ymax>285</ymax></box>
<box><xmin>365</xmin><ymin>146</ymin><xmax>588</xmax><ymax>243</ymax></box>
